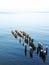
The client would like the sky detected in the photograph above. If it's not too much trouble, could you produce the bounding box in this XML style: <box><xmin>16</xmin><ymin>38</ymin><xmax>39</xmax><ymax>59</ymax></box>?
<box><xmin>0</xmin><ymin>0</ymin><xmax>49</xmax><ymax>12</ymax></box>
<box><xmin>0</xmin><ymin>0</ymin><xmax>49</xmax><ymax>29</ymax></box>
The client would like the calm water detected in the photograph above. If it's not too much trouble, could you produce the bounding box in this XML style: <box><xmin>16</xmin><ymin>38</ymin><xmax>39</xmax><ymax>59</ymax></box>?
<box><xmin>0</xmin><ymin>13</ymin><xmax>49</xmax><ymax>65</ymax></box>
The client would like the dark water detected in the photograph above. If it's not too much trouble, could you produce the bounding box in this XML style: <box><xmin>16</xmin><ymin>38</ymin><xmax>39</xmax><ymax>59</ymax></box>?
<box><xmin>0</xmin><ymin>13</ymin><xmax>49</xmax><ymax>65</ymax></box>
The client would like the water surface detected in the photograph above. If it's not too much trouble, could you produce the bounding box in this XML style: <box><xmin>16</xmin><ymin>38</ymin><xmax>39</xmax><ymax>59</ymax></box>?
<box><xmin>0</xmin><ymin>13</ymin><xmax>49</xmax><ymax>65</ymax></box>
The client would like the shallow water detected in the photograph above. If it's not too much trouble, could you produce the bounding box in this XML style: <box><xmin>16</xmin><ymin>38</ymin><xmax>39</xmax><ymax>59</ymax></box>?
<box><xmin>0</xmin><ymin>13</ymin><xmax>49</xmax><ymax>65</ymax></box>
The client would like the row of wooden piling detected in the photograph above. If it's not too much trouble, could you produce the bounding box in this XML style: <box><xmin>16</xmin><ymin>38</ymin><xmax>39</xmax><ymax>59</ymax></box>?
<box><xmin>11</xmin><ymin>30</ymin><xmax>48</xmax><ymax>63</ymax></box>
<box><xmin>37</xmin><ymin>42</ymin><xmax>48</xmax><ymax>62</ymax></box>
<box><xmin>11</xmin><ymin>30</ymin><xmax>36</xmax><ymax>49</ymax></box>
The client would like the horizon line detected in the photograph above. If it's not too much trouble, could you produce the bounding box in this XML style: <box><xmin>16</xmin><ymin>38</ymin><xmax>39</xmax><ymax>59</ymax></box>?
<box><xmin>0</xmin><ymin>11</ymin><xmax>49</xmax><ymax>14</ymax></box>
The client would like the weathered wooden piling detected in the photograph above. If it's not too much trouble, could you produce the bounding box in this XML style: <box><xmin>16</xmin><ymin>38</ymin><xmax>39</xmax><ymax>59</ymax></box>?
<box><xmin>29</xmin><ymin>41</ymin><xmax>35</xmax><ymax>50</ymax></box>
<box><xmin>46</xmin><ymin>46</ymin><xmax>48</xmax><ymax>54</ymax></box>
<box><xmin>11</xmin><ymin>30</ymin><xmax>17</xmax><ymax>38</ymax></box>
<box><xmin>24</xmin><ymin>38</ymin><xmax>28</xmax><ymax>44</ymax></box>
<box><xmin>11</xmin><ymin>29</ymin><xmax>48</xmax><ymax>61</ymax></box>
<box><xmin>39</xmin><ymin>50</ymin><xmax>46</xmax><ymax>63</ymax></box>
<box><xmin>37</xmin><ymin>42</ymin><xmax>43</xmax><ymax>54</ymax></box>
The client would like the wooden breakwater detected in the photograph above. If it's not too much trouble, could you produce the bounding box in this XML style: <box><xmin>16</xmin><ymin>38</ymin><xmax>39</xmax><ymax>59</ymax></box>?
<box><xmin>11</xmin><ymin>30</ymin><xmax>48</xmax><ymax>63</ymax></box>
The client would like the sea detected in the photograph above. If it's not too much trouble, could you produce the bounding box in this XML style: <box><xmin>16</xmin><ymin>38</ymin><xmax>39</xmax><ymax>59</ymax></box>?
<box><xmin>0</xmin><ymin>12</ymin><xmax>49</xmax><ymax>65</ymax></box>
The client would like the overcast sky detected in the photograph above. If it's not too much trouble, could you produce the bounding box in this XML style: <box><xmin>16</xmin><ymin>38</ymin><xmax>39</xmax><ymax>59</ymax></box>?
<box><xmin>0</xmin><ymin>0</ymin><xmax>49</xmax><ymax>12</ymax></box>
<box><xmin>0</xmin><ymin>0</ymin><xmax>49</xmax><ymax>29</ymax></box>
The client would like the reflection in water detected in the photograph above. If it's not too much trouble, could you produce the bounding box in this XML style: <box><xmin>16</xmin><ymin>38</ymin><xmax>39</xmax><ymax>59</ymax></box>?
<box><xmin>22</xmin><ymin>42</ymin><xmax>24</xmax><ymax>46</ymax></box>
<box><xmin>24</xmin><ymin>43</ymin><xmax>27</xmax><ymax>56</ymax></box>
<box><xmin>29</xmin><ymin>46</ymin><xmax>33</xmax><ymax>58</ymax></box>
<box><xmin>19</xmin><ymin>38</ymin><xmax>21</xmax><ymax>43</ymax></box>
